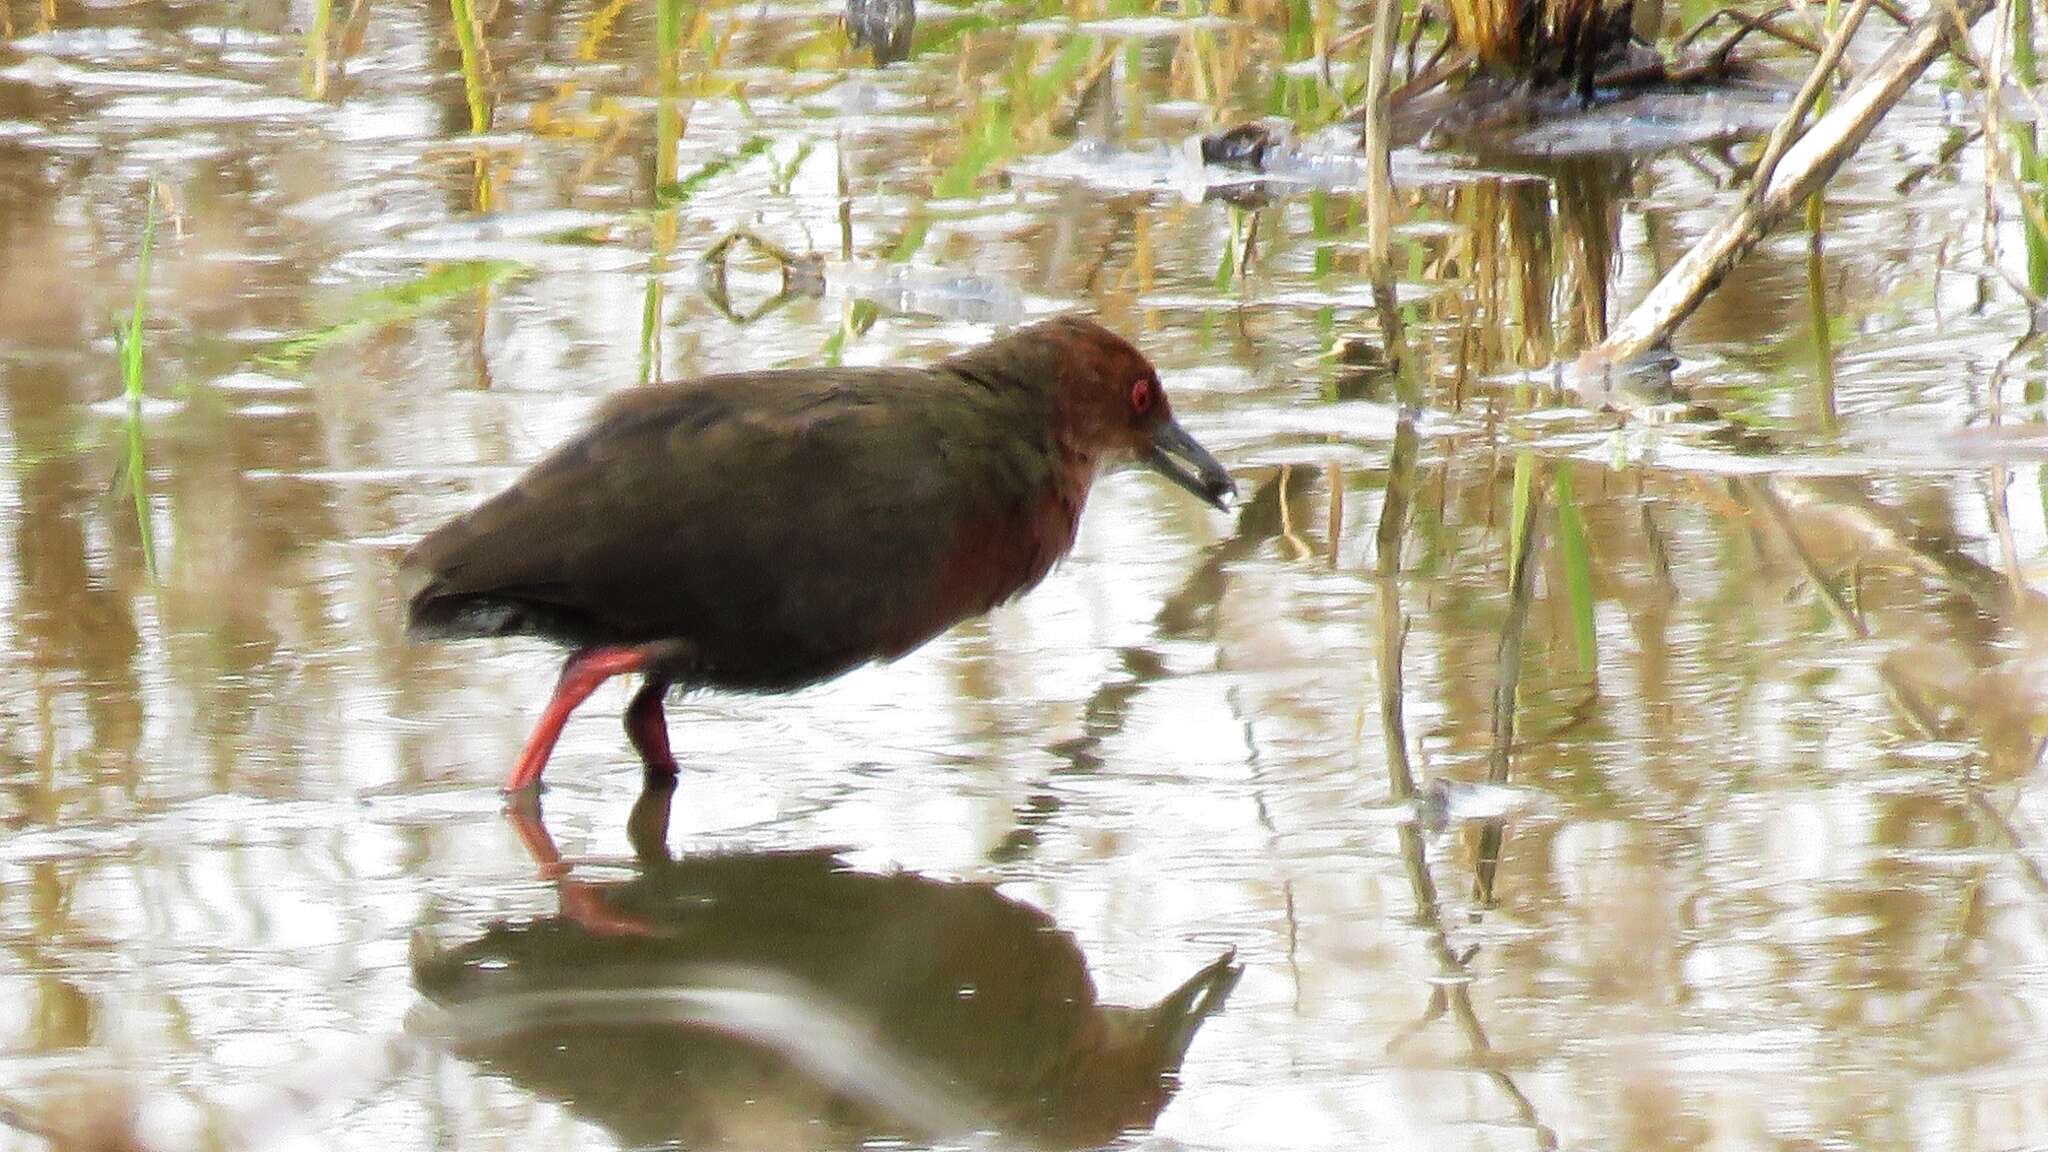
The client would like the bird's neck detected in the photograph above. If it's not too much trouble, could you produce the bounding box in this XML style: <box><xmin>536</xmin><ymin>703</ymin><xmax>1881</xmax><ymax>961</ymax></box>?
<box><xmin>946</xmin><ymin>354</ymin><xmax>1099</xmax><ymax>565</ymax></box>
<box><xmin>1050</xmin><ymin>423</ymin><xmax>1102</xmax><ymax>518</ymax></box>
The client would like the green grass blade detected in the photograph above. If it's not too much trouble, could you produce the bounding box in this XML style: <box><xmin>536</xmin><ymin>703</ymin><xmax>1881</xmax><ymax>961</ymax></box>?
<box><xmin>123</xmin><ymin>187</ymin><xmax>157</xmax><ymax>403</ymax></box>
<box><xmin>640</xmin><ymin>274</ymin><xmax>662</xmax><ymax>385</ymax></box>
<box><xmin>888</xmin><ymin>213</ymin><xmax>932</xmax><ymax>264</ymax></box>
<box><xmin>656</xmin><ymin>0</ymin><xmax>684</xmax><ymax>186</ymax></box>
<box><xmin>2011</xmin><ymin>0</ymin><xmax>2047</xmax><ymax>295</ymax></box>
<box><xmin>1214</xmin><ymin>209</ymin><xmax>1240</xmax><ymax>292</ymax></box>
<box><xmin>771</xmin><ymin>140</ymin><xmax>815</xmax><ymax>195</ymax></box>
<box><xmin>259</xmin><ymin>260</ymin><xmax>527</xmax><ymax>369</ymax></box>
<box><xmin>932</xmin><ymin>104</ymin><xmax>1014</xmax><ymax>200</ymax></box>
<box><xmin>303</xmin><ymin>0</ymin><xmax>333</xmax><ymax>97</ymax></box>
<box><xmin>931</xmin><ymin>36</ymin><xmax>1094</xmax><ymax>200</ymax></box>
<box><xmin>1507</xmin><ymin>450</ymin><xmax>1534</xmax><ymax>586</ymax></box>
<box><xmin>655</xmin><ymin>136</ymin><xmax>772</xmax><ymax>208</ymax></box>
<box><xmin>125</xmin><ymin>410</ymin><xmax>157</xmax><ymax>581</ymax></box>
<box><xmin>120</xmin><ymin>184</ymin><xmax>160</xmax><ymax>580</ymax></box>
<box><xmin>822</xmin><ymin>299</ymin><xmax>879</xmax><ymax>366</ymax></box>
<box><xmin>1554</xmin><ymin>463</ymin><xmax>1596</xmax><ymax>675</ymax></box>
<box><xmin>449</xmin><ymin>0</ymin><xmax>490</xmax><ymax>134</ymax></box>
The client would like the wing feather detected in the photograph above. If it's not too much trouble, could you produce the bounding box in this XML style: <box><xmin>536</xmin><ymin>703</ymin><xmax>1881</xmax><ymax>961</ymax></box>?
<box><xmin>403</xmin><ymin>367</ymin><xmax>1058</xmax><ymax>687</ymax></box>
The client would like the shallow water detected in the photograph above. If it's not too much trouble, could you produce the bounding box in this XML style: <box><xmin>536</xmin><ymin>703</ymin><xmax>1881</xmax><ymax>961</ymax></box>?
<box><xmin>0</xmin><ymin>2</ymin><xmax>2045</xmax><ymax>1150</ymax></box>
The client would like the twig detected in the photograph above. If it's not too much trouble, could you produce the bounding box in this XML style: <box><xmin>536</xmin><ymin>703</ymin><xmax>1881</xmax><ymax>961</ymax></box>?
<box><xmin>1673</xmin><ymin>2</ymin><xmax>1785</xmax><ymax>49</ymax></box>
<box><xmin>1361</xmin><ymin>0</ymin><xmax>1401</xmax><ymax>265</ymax></box>
<box><xmin>1749</xmin><ymin>0</ymin><xmax>1877</xmax><ymax>200</ymax></box>
<box><xmin>1675</xmin><ymin>3</ymin><xmax>1826</xmax><ymax>56</ymax></box>
<box><xmin>1402</xmin><ymin>13</ymin><xmax>1428</xmax><ymax>83</ymax></box>
<box><xmin>1388</xmin><ymin>44</ymin><xmax>1476</xmax><ymax>109</ymax></box>
<box><xmin>1596</xmin><ymin>0</ymin><xmax>1999</xmax><ymax>360</ymax></box>
<box><xmin>1676</xmin><ymin>146</ymin><xmax>1736</xmax><ymax>190</ymax></box>
<box><xmin>1594</xmin><ymin>51</ymin><xmax>1741</xmax><ymax>89</ymax></box>
<box><xmin>1323</xmin><ymin>23</ymin><xmax>1372</xmax><ymax>95</ymax></box>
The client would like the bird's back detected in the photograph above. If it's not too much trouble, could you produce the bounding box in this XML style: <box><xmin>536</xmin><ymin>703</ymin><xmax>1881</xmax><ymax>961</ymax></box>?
<box><xmin>402</xmin><ymin>364</ymin><xmax>1073</xmax><ymax>690</ymax></box>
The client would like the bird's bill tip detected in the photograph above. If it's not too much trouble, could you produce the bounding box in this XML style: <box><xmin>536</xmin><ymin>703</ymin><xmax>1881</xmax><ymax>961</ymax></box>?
<box><xmin>1143</xmin><ymin>417</ymin><xmax>1235</xmax><ymax>512</ymax></box>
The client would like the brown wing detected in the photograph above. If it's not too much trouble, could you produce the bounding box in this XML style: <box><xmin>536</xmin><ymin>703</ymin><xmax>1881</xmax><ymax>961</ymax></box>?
<box><xmin>402</xmin><ymin>367</ymin><xmax>1059</xmax><ymax>689</ymax></box>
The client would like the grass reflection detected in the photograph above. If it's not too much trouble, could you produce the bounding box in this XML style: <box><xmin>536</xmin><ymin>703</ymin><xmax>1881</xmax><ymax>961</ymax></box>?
<box><xmin>114</xmin><ymin>185</ymin><xmax>159</xmax><ymax>582</ymax></box>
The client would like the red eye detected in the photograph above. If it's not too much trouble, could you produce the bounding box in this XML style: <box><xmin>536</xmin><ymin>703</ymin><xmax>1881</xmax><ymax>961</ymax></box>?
<box><xmin>1129</xmin><ymin>378</ymin><xmax>1155</xmax><ymax>415</ymax></box>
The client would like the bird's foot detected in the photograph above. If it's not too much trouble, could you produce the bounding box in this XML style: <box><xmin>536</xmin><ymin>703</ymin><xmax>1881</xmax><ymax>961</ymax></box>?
<box><xmin>501</xmin><ymin>780</ymin><xmax>545</xmax><ymax>808</ymax></box>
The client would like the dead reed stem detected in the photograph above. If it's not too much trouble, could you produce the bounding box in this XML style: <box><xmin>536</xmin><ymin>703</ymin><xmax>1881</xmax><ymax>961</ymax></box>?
<box><xmin>1597</xmin><ymin>0</ymin><xmax>1998</xmax><ymax>360</ymax></box>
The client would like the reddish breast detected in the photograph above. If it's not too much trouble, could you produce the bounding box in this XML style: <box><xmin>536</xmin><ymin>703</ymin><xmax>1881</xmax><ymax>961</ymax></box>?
<box><xmin>880</xmin><ymin>466</ymin><xmax>1089</xmax><ymax>661</ymax></box>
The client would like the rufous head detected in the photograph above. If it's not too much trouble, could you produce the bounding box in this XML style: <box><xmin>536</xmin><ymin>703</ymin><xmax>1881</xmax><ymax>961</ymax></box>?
<box><xmin>954</xmin><ymin>316</ymin><xmax>1235</xmax><ymax>510</ymax></box>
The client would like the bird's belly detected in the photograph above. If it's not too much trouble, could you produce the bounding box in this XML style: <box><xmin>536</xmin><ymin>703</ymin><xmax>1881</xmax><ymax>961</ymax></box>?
<box><xmin>674</xmin><ymin>604</ymin><xmax>961</xmax><ymax>693</ymax></box>
<box><xmin>685</xmin><ymin>609</ymin><xmax>970</xmax><ymax>693</ymax></box>
<box><xmin>656</xmin><ymin>487</ymin><xmax>1083</xmax><ymax>694</ymax></box>
<box><xmin>673</xmin><ymin>637</ymin><xmax>871</xmax><ymax>693</ymax></box>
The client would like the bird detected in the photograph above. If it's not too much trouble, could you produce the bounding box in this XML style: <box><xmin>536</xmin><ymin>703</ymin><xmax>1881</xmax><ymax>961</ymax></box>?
<box><xmin>400</xmin><ymin>315</ymin><xmax>1234</xmax><ymax>795</ymax></box>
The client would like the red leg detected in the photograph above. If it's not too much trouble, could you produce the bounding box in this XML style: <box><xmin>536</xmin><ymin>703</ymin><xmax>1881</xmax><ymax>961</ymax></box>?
<box><xmin>504</xmin><ymin>645</ymin><xmax>653</xmax><ymax>794</ymax></box>
<box><xmin>625</xmin><ymin>674</ymin><xmax>677</xmax><ymax>780</ymax></box>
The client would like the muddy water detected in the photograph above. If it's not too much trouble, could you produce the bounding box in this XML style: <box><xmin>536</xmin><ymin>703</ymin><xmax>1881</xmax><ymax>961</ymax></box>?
<box><xmin>0</xmin><ymin>2</ymin><xmax>2044</xmax><ymax>1150</ymax></box>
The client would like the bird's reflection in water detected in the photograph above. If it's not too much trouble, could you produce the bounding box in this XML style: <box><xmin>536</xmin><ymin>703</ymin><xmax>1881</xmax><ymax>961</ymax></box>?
<box><xmin>412</xmin><ymin>782</ymin><xmax>1239</xmax><ymax>1150</ymax></box>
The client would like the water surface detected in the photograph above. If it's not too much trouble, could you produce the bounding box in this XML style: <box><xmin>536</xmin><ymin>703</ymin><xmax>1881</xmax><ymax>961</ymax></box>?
<box><xmin>0</xmin><ymin>3</ymin><xmax>2044</xmax><ymax>1150</ymax></box>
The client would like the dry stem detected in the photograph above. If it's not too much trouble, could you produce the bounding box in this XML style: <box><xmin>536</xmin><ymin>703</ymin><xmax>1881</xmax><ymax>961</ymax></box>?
<box><xmin>1597</xmin><ymin>0</ymin><xmax>1999</xmax><ymax>360</ymax></box>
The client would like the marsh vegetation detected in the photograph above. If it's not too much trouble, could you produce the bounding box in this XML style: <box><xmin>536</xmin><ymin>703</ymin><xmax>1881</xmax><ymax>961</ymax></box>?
<box><xmin>0</xmin><ymin>0</ymin><xmax>2041</xmax><ymax>1149</ymax></box>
